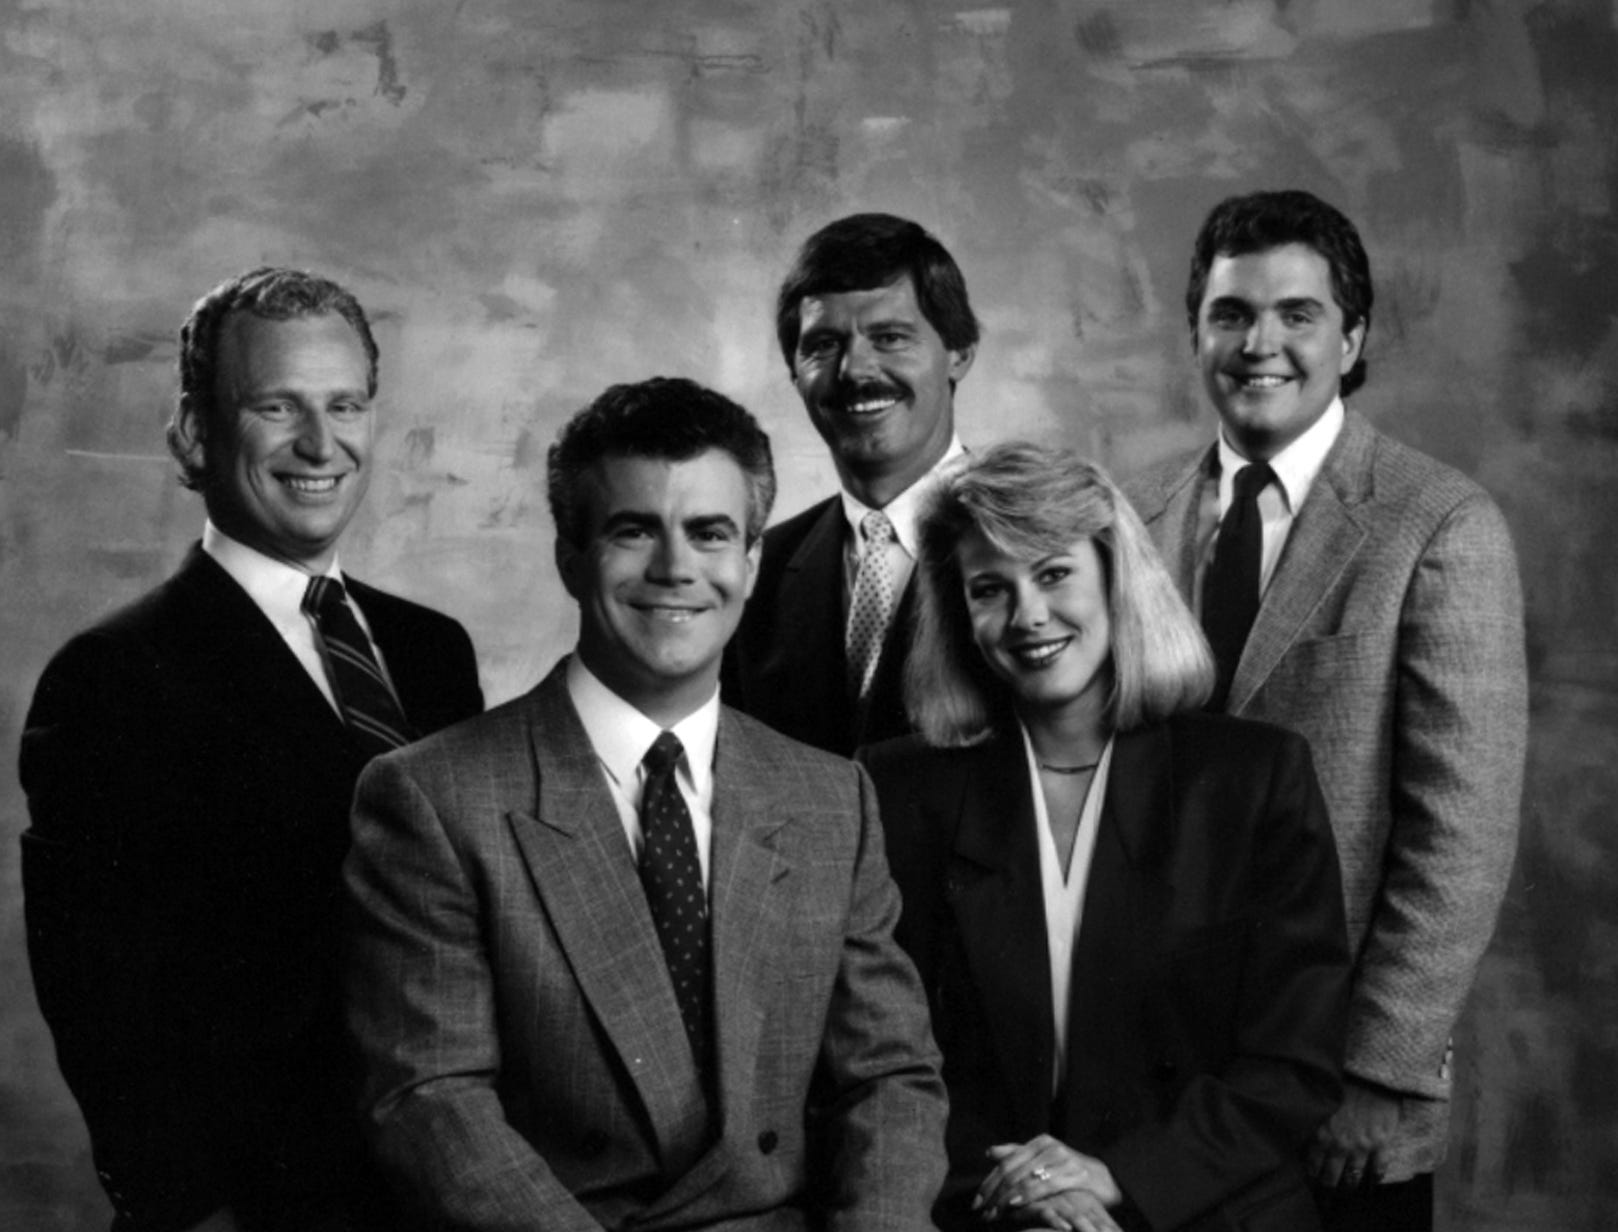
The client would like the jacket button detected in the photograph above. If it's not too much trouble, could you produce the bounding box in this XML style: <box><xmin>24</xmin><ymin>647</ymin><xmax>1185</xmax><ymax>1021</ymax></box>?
<box><xmin>757</xmin><ymin>1129</ymin><xmax>779</xmax><ymax>1154</ymax></box>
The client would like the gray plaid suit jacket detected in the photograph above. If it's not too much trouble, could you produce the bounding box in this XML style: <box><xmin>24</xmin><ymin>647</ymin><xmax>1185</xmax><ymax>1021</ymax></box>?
<box><xmin>1124</xmin><ymin>409</ymin><xmax>1526</xmax><ymax>1179</ymax></box>
<box><xmin>343</xmin><ymin>660</ymin><xmax>946</xmax><ymax>1231</ymax></box>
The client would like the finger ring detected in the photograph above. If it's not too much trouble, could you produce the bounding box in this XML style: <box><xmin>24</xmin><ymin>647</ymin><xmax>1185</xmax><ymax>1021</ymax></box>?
<box><xmin>1031</xmin><ymin>1166</ymin><xmax>1051</xmax><ymax>1182</ymax></box>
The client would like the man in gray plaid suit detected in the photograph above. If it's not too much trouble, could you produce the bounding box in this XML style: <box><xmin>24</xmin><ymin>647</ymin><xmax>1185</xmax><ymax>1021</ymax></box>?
<box><xmin>344</xmin><ymin>377</ymin><xmax>946</xmax><ymax>1232</ymax></box>
<box><xmin>1126</xmin><ymin>190</ymin><xmax>1527</xmax><ymax>1232</ymax></box>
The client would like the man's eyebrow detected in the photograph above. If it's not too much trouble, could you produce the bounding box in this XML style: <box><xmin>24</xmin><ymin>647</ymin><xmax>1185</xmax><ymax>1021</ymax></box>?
<box><xmin>241</xmin><ymin>383</ymin><xmax>369</xmax><ymax>401</ymax></box>
<box><xmin>1275</xmin><ymin>296</ymin><xmax>1326</xmax><ymax>312</ymax></box>
<box><xmin>600</xmin><ymin>510</ymin><xmax>660</xmax><ymax>532</ymax></box>
<box><xmin>685</xmin><ymin>514</ymin><xmax>741</xmax><ymax>534</ymax></box>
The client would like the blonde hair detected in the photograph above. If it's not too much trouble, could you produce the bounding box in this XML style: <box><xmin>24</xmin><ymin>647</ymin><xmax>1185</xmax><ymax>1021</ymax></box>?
<box><xmin>907</xmin><ymin>441</ymin><xmax>1214</xmax><ymax>746</ymax></box>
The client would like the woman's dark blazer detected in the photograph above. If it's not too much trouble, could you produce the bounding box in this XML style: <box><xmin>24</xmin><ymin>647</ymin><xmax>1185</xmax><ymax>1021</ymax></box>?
<box><xmin>861</xmin><ymin>712</ymin><xmax>1350</xmax><ymax>1232</ymax></box>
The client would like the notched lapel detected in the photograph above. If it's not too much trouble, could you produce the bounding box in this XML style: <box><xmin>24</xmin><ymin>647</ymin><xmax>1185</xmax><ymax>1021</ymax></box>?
<box><xmin>503</xmin><ymin>675</ymin><xmax>710</xmax><ymax>1172</ymax></box>
<box><xmin>1231</xmin><ymin>417</ymin><xmax>1376</xmax><ymax>712</ymax></box>
<box><xmin>1136</xmin><ymin>449</ymin><xmax>1209</xmax><ymax>601</ymax></box>
<box><xmin>175</xmin><ymin>549</ymin><xmax>354</xmax><ymax>766</ymax></box>
<box><xmin>706</xmin><ymin>716</ymin><xmax>791</xmax><ymax>1120</ymax></box>
<box><xmin>1066</xmin><ymin>726</ymin><xmax>1176</xmax><ymax>1096</ymax></box>
<box><xmin>949</xmin><ymin>734</ymin><xmax>1055</xmax><ymax>1136</ymax></box>
<box><xmin>775</xmin><ymin>502</ymin><xmax>853</xmax><ymax>742</ymax></box>
<box><xmin>639</xmin><ymin>715</ymin><xmax>791</xmax><ymax>1222</ymax></box>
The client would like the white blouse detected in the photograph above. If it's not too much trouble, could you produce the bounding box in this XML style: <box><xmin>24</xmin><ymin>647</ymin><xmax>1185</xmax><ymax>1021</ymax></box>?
<box><xmin>1019</xmin><ymin>725</ymin><xmax>1116</xmax><ymax>1096</ymax></box>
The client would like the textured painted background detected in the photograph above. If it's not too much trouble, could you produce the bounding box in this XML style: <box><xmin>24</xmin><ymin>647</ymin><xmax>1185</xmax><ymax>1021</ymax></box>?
<box><xmin>1</xmin><ymin>1</ymin><xmax>1613</xmax><ymax>1228</ymax></box>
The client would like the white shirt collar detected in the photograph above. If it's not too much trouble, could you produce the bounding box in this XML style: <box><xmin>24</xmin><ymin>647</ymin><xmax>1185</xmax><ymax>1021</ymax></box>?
<box><xmin>201</xmin><ymin>521</ymin><xmax>341</xmax><ymax>637</ymax></box>
<box><xmin>1217</xmin><ymin>398</ymin><xmax>1344</xmax><ymax>516</ymax></box>
<box><xmin>838</xmin><ymin>435</ymin><xmax>966</xmax><ymax>559</ymax></box>
<box><xmin>564</xmin><ymin>654</ymin><xmax>719</xmax><ymax>799</ymax></box>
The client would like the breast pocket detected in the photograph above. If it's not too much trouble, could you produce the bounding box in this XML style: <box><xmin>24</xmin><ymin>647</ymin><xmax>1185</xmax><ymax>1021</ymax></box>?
<box><xmin>1259</xmin><ymin>631</ymin><xmax>1389</xmax><ymax>747</ymax></box>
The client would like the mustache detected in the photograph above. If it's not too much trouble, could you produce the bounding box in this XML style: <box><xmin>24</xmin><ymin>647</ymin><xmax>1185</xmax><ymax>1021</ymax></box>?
<box><xmin>828</xmin><ymin>379</ymin><xmax>908</xmax><ymax>409</ymax></box>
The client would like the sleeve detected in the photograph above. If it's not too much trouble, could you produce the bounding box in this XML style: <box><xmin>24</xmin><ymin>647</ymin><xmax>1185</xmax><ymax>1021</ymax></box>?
<box><xmin>1101</xmin><ymin>734</ymin><xmax>1352</xmax><ymax>1232</ymax></box>
<box><xmin>811</xmin><ymin>763</ymin><xmax>950</xmax><ymax>1232</ymax></box>
<box><xmin>1345</xmin><ymin>493</ymin><xmax>1527</xmax><ymax>1094</ymax></box>
<box><xmin>343</xmin><ymin>754</ymin><xmax>605</xmax><ymax>1232</ymax></box>
<box><xmin>19</xmin><ymin>634</ymin><xmax>235</xmax><ymax>1232</ymax></box>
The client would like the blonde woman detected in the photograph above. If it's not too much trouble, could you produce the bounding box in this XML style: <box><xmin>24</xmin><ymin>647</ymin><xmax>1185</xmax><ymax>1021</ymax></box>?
<box><xmin>862</xmin><ymin>442</ymin><xmax>1350</xmax><ymax>1232</ymax></box>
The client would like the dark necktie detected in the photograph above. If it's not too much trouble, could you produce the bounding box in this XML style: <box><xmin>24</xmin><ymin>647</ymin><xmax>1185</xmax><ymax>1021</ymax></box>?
<box><xmin>302</xmin><ymin>575</ymin><xmax>416</xmax><ymax>759</ymax></box>
<box><xmin>639</xmin><ymin>732</ymin><xmax>714</xmax><ymax>1094</ymax></box>
<box><xmin>1201</xmin><ymin>461</ymin><xmax>1275</xmax><ymax>712</ymax></box>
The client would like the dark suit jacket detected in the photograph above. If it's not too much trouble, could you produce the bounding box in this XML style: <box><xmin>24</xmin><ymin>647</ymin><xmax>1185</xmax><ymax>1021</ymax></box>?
<box><xmin>344</xmin><ymin>663</ymin><xmax>947</xmax><ymax>1232</ymax></box>
<box><xmin>19</xmin><ymin>545</ymin><xmax>483</xmax><ymax>1232</ymax></box>
<box><xmin>1124</xmin><ymin>410</ymin><xmax>1527</xmax><ymax>1176</ymax></box>
<box><xmin>863</xmin><ymin>716</ymin><xmax>1350</xmax><ymax>1232</ymax></box>
<box><xmin>723</xmin><ymin>497</ymin><xmax>914</xmax><ymax>755</ymax></box>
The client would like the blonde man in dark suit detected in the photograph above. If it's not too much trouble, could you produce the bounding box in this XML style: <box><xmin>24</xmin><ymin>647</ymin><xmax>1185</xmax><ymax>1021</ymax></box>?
<box><xmin>21</xmin><ymin>267</ymin><xmax>483</xmax><ymax>1232</ymax></box>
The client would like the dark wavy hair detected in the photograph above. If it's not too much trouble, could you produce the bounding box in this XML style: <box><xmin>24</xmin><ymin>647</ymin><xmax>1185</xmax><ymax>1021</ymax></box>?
<box><xmin>1185</xmin><ymin>190</ymin><xmax>1373</xmax><ymax>397</ymax></box>
<box><xmin>775</xmin><ymin>213</ymin><xmax>980</xmax><ymax>371</ymax></box>
<box><xmin>167</xmin><ymin>266</ymin><xmax>379</xmax><ymax>489</ymax></box>
<box><xmin>547</xmin><ymin>377</ymin><xmax>776</xmax><ymax>549</ymax></box>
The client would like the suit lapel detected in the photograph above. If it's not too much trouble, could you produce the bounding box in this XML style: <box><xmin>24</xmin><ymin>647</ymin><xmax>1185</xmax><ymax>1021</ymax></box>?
<box><xmin>857</xmin><ymin>573</ymin><xmax>918</xmax><ymax>747</ymax></box>
<box><xmin>1064</xmin><ymin>725</ymin><xmax>1175</xmax><ymax>1118</ymax></box>
<box><xmin>949</xmin><ymin>731</ymin><xmax>1056</xmax><ymax>1136</ymax></box>
<box><xmin>1134</xmin><ymin>448</ymin><xmax>1210</xmax><ymax>602</ymax></box>
<box><xmin>779</xmin><ymin>501</ymin><xmax>854</xmax><ymax>745</ymax></box>
<box><xmin>707</xmin><ymin>711</ymin><xmax>791</xmax><ymax>1116</ymax></box>
<box><xmin>646</xmin><ymin>709</ymin><xmax>793</xmax><ymax>1217</ymax></box>
<box><xmin>1230</xmin><ymin>412</ymin><xmax>1376</xmax><ymax>712</ymax></box>
<box><xmin>171</xmin><ymin>548</ymin><xmax>356</xmax><ymax>765</ymax></box>
<box><xmin>347</xmin><ymin>580</ymin><xmax>427</xmax><ymax>726</ymax></box>
<box><xmin>502</xmin><ymin>669</ymin><xmax>711</xmax><ymax>1175</ymax></box>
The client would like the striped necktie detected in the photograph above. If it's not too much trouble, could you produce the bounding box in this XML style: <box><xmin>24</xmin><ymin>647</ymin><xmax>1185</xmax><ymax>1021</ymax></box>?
<box><xmin>302</xmin><ymin>576</ymin><xmax>416</xmax><ymax>759</ymax></box>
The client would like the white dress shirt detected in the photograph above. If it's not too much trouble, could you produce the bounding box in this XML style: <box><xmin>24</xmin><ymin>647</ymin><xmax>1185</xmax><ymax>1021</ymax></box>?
<box><xmin>1195</xmin><ymin>398</ymin><xmax>1346</xmax><ymax>610</ymax></box>
<box><xmin>201</xmin><ymin>521</ymin><xmax>385</xmax><ymax>716</ymax></box>
<box><xmin>1020</xmin><ymin>725</ymin><xmax>1116</xmax><ymax>1096</ymax></box>
<box><xmin>565</xmin><ymin>654</ymin><xmax>719</xmax><ymax>888</ymax></box>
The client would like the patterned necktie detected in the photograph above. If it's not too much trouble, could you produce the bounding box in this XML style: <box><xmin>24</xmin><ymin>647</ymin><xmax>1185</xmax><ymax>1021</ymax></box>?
<box><xmin>845</xmin><ymin>510</ymin><xmax>898</xmax><ymax>702</ymax></box>
<box><xmin>1201</xmin><ymin>461</ymin><xmax>1275</xmax><ymax>712</ymax></box>
<box><xmin>302</xmin><ymin>576</ymin><xmax>416</xmax><ymax>759</ymax></box>
<box><xmin>639</xmin><ymin>732</ymin><xmax>713</xmax><ymax>1092</ymax></box>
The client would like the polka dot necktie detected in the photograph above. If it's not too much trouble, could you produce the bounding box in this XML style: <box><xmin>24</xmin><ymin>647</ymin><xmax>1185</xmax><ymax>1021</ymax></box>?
<box><xmin>1201</xmin><ymin>461</ymin><xmax>1275</xmax><ymax>712</ymax></box>
<box><xmin>639</xmin><ymin>731</ymin><xmax>713</xmax><ymax>1092</ymax></box>
<box><xmin>302</xmin><ymin>576</ymin><xmax>416</xmax><ymax>760</ymax></box>
<box><xmin>845</xmin><ymin>510</ymin><xmax>898</xmax><ymax>702</ymax></box>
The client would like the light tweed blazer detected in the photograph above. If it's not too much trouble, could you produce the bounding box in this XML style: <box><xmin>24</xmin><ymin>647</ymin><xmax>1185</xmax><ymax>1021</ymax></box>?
<box><xmin>1124</xmin><ymin>409</ymin><xmax>1527</xmax><ymax>1179</ymax></box>
<box><xmin>344</xmin><ymin>661</ymin><xmax>946</xmax><ymax>1232</ymax></box>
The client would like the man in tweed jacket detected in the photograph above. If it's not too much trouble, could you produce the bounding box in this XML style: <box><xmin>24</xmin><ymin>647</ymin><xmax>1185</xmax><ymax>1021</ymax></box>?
<box><xmin>344</xmin><ymin>378</ymin><xmax>946</xmax><ymax>1231</ymax></box>
<box><xmin>1125</xmin><ymin>191</ymin><xmax>1526</xmax><ymax>1232</ymax></box>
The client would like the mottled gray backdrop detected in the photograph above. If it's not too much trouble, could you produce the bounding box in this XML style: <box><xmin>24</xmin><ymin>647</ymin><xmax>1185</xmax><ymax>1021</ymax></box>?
<box><xmin>2</xmin><ymin>2</ymin><xmax>1613</xmax><ymax>1229</ymax></box>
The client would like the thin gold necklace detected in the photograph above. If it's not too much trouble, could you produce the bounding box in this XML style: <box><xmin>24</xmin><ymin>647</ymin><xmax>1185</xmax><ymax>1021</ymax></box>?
<box><xmin>1038</xmin><ymin>760</ymin><xmax>1098</xmax><ymax>775</ymax></box>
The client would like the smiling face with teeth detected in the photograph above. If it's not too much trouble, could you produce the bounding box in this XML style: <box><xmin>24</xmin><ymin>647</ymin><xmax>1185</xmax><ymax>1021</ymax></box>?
<box><xmin>558</xmin><ymin>450</ymin><xmax>760</xmax><ymax>727</ymax></box>
<box><xmin>792</xmin><ymin>276</ymin><xmax>975</xmax><ymax>509</ymax></box>
<box><xmin>179</xmin><ymin>311</ymin><xmax>374</xmax><ymax>572</ymax></box>
<box><xmin>1195</xmin><ymin>243</ymin><xmax>1366</xmax><ymax>463</ymax></box>
<box><xmin>958</xmin><ymin>528</ymin><xmax>1114</xmax><ymax>735</ymax></box>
